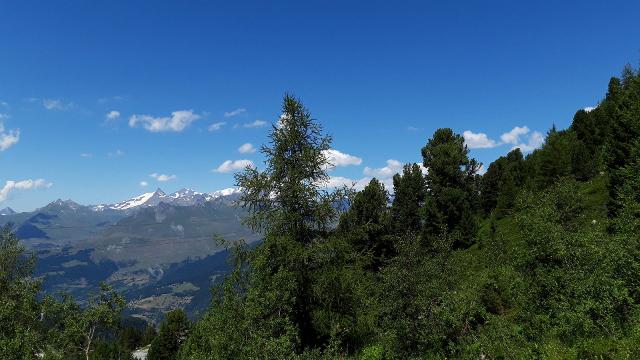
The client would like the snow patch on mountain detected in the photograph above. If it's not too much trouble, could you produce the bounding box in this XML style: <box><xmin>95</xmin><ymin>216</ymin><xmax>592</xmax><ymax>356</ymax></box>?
<box><xmin>210</xmin><ymin>187</ymin><xmax>242</xmax><ymax>198</ymax></box>
<box><xmin>91</xmin><ymin>187</ymin><xmax>241</xmax><ymax>212</ymax></box>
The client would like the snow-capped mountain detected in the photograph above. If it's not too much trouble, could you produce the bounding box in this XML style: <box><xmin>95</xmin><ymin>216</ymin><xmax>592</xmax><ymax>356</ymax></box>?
<box><xmin>0</xmin><ymin>207</ymin><xmax>16</xmax><ymax>215</ymax></box>
<box><xmin>105</xmin><ymin>188</ymin><xmax>168</xmax><ymax>211</ymax></box>
<box><xmin>92</xmin><ymin>187</ymin><xmax>242</xmax><ymax>212</ymax></box>
<box><xmin>169</xmin><ymin>188</ymin><xmax>215</xmax><ymax>206</ymax></box>
<box><xmin>210</xmin><ymin>187</ymin><xmax>242</xmax><ymax>198</ymax></box>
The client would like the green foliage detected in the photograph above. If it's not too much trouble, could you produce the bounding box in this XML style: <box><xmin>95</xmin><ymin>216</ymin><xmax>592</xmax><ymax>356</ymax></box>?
<box><xmin>148</xmin><ymin>309</ymin><xmax>190</xmax><ymax>360</ymax></box>
<box><xmin>481</xmin><ymin>148</ymin><xmax>524</xmax><ymax>217</ymax></box>
<box><xmin>0</xmin><ymin>224</ymin><xmax>41</xmax><ymax>360</ymax></box>
<box><xmin>43</xmin><ymin>283</ymin><xmax>126</xmax><ymax>360</ymax></box>
<box><xmin>390</xmin><ymin>164</ymin><xmax>426</xmax><ymax>234</ymax></box>
<box><xmin>338</xmin><ymin>178</ymin><xmax>392</xmax><ymax>267</ymax></box>
<box><xmin>421</xmin><ymin>128</ymin><xmax>480</xmax><ymax>248</ymax></box>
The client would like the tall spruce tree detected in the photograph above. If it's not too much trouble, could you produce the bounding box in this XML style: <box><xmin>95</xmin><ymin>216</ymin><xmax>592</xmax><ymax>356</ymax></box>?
<box><xmin>421</xmin><ymin>128</ymin><xmax>480</xmax><ymax>249</ymax></box>
<box><xmin>234</xmin><ymin>94</ymin><xmax>346</xmax><ymax>354</ymax></box>
<box><xmin>391</xmin><ymin>163</ymin><xmax>426</xmax><ymax>234</ymax></box>
<box><xmin>338</xmin><ymin>178</ymin><xmax>391</xmax><ymax>265</ymax></box>
<box><xmin>481</xmin><ymin>148</ymin><xmax>524</xmax><ymax>216</ymax></box>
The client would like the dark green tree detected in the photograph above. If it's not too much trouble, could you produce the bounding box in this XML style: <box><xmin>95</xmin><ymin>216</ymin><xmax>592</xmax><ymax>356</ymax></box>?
<box><xmin>481</xmin><ymin>148</ymin><xmax>525</xmax><ymax>217</ymax></box>
<box><xmin>421</xmin><ymin>128</ymin><xmax>480</xmax><ymax>248</ymax></box>
<box><xmin>390</xmin><ymin>163</ymin><xmax>426</xmax><ymax>234</ymax></box>
<box><xmin>338</xmin><ymin>178</ymin><xmax>391</xmax><ymax>267</ymax></box>
<box><xmin>0</xmin><ymin>224</ymin><xmax>41</xmax><ymax>360</ymax></box>
<box><xmin>148</xmin><ymin>309</ymin><xmax>190</xmax><ymax>360</ymax></box>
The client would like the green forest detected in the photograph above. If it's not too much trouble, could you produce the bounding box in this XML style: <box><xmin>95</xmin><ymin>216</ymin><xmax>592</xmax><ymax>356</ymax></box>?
<box><xmin>3</xmin><ymin>65</ymin><xmax>640</xmax><ymax>359</ymax></box>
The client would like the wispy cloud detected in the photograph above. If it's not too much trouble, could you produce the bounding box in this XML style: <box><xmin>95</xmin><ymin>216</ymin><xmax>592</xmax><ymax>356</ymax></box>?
<box><xmin>150</xmin><ymin>173</ymin><xmax>177</xmax><ymax>182</ymax></box>
<box><xmin>80</xmin><ymin>153</ymin><xmax>93</xmax><ymax>158</ymax></box>
<box><xmin>0</xmin><ymin>122</ymin><xmax>20</xmax><ymax>151</ymax></box>
<box><xmin>106</xmin><ymin>110</ymin><xmax>120</xmax><ymax>121</ymax></box>
<box><xmin>237</xmin><ymin>120</ymin><xmax>267</xmax><ymax>129</ymax></box>
<box><xmin>238</xmin><ymin>143</ymin><xmax>256</xmax><ymax>154</ymax></box>
<box><xmin>42</xmin><ymin>98</ymin><xmax>74</xmax><ymax>111</ymax></box>
<box><xmin>98</xmin><ymin>95</ymin><xmax>125</xmax><ymax>104</ymax></box>
<box><xmin>0</xmin><ymin>179</ymin><xmax>52</xmax><ymax>203</ymax></box>
<box><xmin>224</xmin><ymin>108</ymin><xmax>247</xmax><ymax>118</ymax></box>
<box><xmin>212</xmin><ymin>159</ymin><xmax>255</xmax><ymax>173</ymax></box>
<box><xmin>208</xmin><ymin>121</ymin><xmax>226</xmax><ymax>132</ymax></box>
<box><xmin>129</xmin><ymin>110</ymin><xmax>201</xmax><ymax>132</ymax></box>
<box><xmin>139</xmin><ymin>181</ymin><xmax>149</xmax><ymax>187</ymax></box>
<box><xmin>108</xmin><ymin>149</ymin><xmax>125</xmax><ymax>158</ymax></box>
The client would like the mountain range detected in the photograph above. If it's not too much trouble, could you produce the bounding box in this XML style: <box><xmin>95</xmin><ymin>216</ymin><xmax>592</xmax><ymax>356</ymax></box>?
<box><xmin>0</xmin><ymin>187</ymin><xmax>256</xmax><ymax>323</ymax></box>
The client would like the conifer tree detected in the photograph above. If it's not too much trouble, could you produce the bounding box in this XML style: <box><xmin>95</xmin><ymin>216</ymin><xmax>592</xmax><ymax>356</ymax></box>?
<box><xmin>234</xmin><ymin>94</ymin><xmax>347</xmax><ymax>353</ymax></box>
<box><xmin>148</xmin><ymin>309</ymin><xmax>189</xmax><ymax>360</ymax></box>
<box><xmin>391</xmin><ymin>163</ymin><xmax>426</xmax><ymax>234</ymax></box>
<box><xmin>421</xmin><ymin>128</ymin><xmax>480</xmax><ymax>248</ymax></box>
<box><xmin>338</xmin><ymin>178</ymin><xmax>391</xmax><ymax>265</ymax></box>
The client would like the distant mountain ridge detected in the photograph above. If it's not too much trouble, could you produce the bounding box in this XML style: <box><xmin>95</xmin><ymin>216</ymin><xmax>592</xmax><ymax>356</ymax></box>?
<box><xmin>0</xmin><ymin>186</ymin><xmax>254</xmax><ymax>323</ymax></box>
<box><xmin>93</xmin><ymin>187</ymin><xmax>242</xmax><ymax>212</ymax></box>
<box><xmin>0</xmin><ymin>207</ymin><xmax>16</xmax><ymax>215</ymax></box>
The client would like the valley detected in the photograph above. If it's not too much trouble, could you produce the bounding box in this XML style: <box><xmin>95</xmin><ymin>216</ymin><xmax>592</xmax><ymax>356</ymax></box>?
<box><xmin>0</xmin><ymin>187</ymin><xmax>258</xmax><ymax>323</ymax></box>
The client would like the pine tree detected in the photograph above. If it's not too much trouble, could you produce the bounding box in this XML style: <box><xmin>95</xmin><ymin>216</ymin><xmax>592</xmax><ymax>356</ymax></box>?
<box><xmin>421</xmin><ymin>128</ymin><xmax>480</xmax><ymax>249</ymax></box>
<box><xmin>148</xmin><ymin>309</ymin><xmax>190</xmax><ymax>360</ymax></box>
<box><xmin>338</xmin><ymin>178</ymin><xmax>391</xmax><ymax>265</ymax></box>
<box><xmin>234</xmin><ymin>94</ymin><xmax>347</xmax><ymax>353</ymax></box>
<box><xmin>391</xmin><ymin>163</ymin><xmax>426</xmax><ymax>234</ymax></box>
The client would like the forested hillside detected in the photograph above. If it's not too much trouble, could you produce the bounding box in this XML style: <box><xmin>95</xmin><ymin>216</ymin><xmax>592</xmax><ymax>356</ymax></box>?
<box><xmin>2</xmin><ymin>66</ymin><xmax>640</xmax><ymax>359</ymax></box>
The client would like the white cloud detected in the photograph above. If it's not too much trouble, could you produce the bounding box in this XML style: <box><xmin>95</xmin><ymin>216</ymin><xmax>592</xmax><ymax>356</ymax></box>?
<box><xmin>224</xmin><ymin>108</ymin><xmax>246</xmax><ymax>117</ymax></box>
<box><xmin>463</xmin><ymin>130</ymin><xmax>498</xmax><ymax>149</ymax></box>
<box><xmin>239</xmin><ymin>120</ymin><xmax>267</xmax><ymax>128</ymax></box>
<box><xmin>150</xmin><ymin>173</ymin><xmax>176</xmax><ymax>182</ymax></box>
<box><xmin>238</xmin><ymin>143</ymin><xmax>256</xmax><ymax>154</ymax></box>
<box><xmin>321</xmin><ymin>176</ymin><xmax>370</xmax><ymax>190</ymax></box>
<box><xmin>42</xmin><ymin>99</ymin><xmax>73</xmax><ymax>110</ymax></box>
<box><xmin>0</xmin><ymin>122</ymin><xmax>20</xmax><ymax>151</ymax></box>
<box><xmin>500</xmin><ymin>126</ymin><xmax>530</xmax><ymax>145</ymax></box>
<box><xmin>512</xmin><ymin>131</ymin><xmax>544</xmax><ymax>152</ymax></box>
<box><xmin>363</xmin><ymin>159</ymin><xmax>403</xmax><ymax>178</ymax></box>
<box><xmin>583</xmin><ymin>106</ymin><xmax>596</xmax><ymax>112</ymax></box>
<box><xmin>0</xmin><ymin>179</ymin><xmax>52</xmax><ymax>203</ymax></box>
<box><xmin>208</xmin><ymin>122</ymin><xmax>226</xmax><ymax>131</ymax></box>
<box><xmin>106</xmin><ymin>110</ymin><xmax>120</xmax><ymax>121</ymax></box>
<box><xmin>80</xmin><ymin>153</ymin><xmax>92</xmax><ymax>158</ymax></box>
<box><xmin>129</xmin><ymin>110</ymin><xmax>201</xmax><ymax>132</ymax></box>
<box><xmin>407</xmin><ymin>126</ymin><xmax>419</xmax><ymax>132</ymax></box>
<box><xmin>322</xmin><ymin>149</ymin><xmax>362</xmax><ymax>170</ymax></box>
<box><xmin>321</xmin><ymin>176</ymin><xmax>394</xmax><ymax>192</ymax></box>
<box><xmin>0</xmin><ymin>101</ymin><xmax>8</xmax><ymax>107</ymax></box>
<box><xmin>139</xmin><ymin>181</ymin><xmax>148</xmax><ymax>187</ymax></box>
<box><xmin>212</xmin><ymin>159</ymin><xmax>255</xmax><ymax>173</ymax></box>
<box><xmin>0</xmin><ymin>113</ymin><xmax>9</xmax><ymax>120</ymax></box>
<box><xmin>462</xmin><ymin>125</ymin><xmax>544</xmax><ymax>153</ymax></box>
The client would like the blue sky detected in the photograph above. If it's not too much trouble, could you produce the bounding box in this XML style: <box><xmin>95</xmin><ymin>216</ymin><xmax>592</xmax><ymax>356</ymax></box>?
<box><xmin>1</xmin><ymin>0</ymin><xmax>639</xmax><ymax>211</ymax></box>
